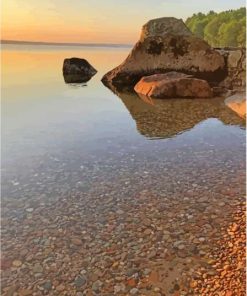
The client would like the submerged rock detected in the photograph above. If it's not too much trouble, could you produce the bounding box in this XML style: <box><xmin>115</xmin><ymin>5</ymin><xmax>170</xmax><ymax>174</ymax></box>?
<box><xmin>134</xmin><ymin>72</ymin><xmax>213</xmax><ymax>98</ymax></box>
<box><xmin>102</xmin><ymin>17</ymin><xmax>226</xmax><ymax>90</ymax></box>
<box><xmin>63</xmin><ymin>58</ymin><xmax>97</xmax><ymax>83</ymax></box>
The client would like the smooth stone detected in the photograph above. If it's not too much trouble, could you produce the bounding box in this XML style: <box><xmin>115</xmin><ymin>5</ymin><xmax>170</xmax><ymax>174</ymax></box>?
<box><xmin>130</xmin><ymin>288</ymin><xmax>139</xmax><ymax>295</ymax></box>
<box><xmin>12</xmin><ymin>260</ymin><xmax>22</xmax><ymax>267</ymax></box>
<box><xmin>25</xmin><ymin>208</ymin><xmax>34</xmax><ymax>212</ymax></box>
<box><xmin>33</xmin><ymin>263</ymin><xmax>43</xmax><ymax>274</ymax></box>
<box><xmin>92</xmin><ymin>280</ymin><xmax>103</xmax><ymax>292</ymax></box>
<box><xmin>114</xmin><ymin>283</ymin><xmax>126</xmax><ymax>293</ymax></box>
<box><xmin>74</xmin><ymin>275</ymin><xmax>87</xmax><ymax>288</ymax></box>
<box><xmin>42</xmin><ymin>281</ymin><xmax>52</xmax><ymax>291</ymax></box>
<box><xmin>134</xmin><ymin>72</ymin><xmax>213</xmax><ymax>98</ymax></box>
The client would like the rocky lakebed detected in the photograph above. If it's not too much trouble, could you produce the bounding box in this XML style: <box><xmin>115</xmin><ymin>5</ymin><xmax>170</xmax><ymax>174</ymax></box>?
<box><xmin>1</xmin><ymin>16</ymin><xmax>246</xmax><ymax>296</ymax></box>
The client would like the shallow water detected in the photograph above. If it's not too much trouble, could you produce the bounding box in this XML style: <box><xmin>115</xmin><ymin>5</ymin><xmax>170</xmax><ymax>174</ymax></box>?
<box><xmin>1</xmin><ymin>44</ymin><xmax>246</xmax><ymax>295</ymax></box>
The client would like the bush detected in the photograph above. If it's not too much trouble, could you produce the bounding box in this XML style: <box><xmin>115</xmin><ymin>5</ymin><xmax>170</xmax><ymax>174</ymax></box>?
<box><xmin>185</xmin><ymin>7</ymin><xmax>246</xmax><ymax>47</ymax></box>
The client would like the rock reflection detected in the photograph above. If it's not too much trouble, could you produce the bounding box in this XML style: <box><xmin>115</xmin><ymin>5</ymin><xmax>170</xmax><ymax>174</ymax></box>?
<box><xmin>109</xmin><ymin>88</ymin><xmax>245</xmax><ymax>139</ymax></box>
<box><xmin>63</xmin><ymin>74</ymin><xmax>92</xmax><ymax>84</ymax></box>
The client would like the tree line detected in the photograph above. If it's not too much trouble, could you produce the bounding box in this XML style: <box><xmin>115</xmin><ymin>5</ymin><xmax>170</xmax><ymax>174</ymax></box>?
<box><xmin>185</xmin><ymin>7</ymin><xmax>246</xmax><ymax>47</ymax></box>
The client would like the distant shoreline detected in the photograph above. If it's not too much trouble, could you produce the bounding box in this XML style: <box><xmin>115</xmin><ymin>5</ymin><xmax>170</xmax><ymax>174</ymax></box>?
<box><xmin>1</xmin><ymin>40</ymin><xmax>132</xmax><ymax>48</ymax></box>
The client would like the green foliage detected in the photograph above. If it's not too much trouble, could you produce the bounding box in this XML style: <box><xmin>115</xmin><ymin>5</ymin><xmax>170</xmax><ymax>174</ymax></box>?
<box><xmin>185</xmin><ymin>8</ymin><xmax>246</xmax><ymax>47</ymax></box>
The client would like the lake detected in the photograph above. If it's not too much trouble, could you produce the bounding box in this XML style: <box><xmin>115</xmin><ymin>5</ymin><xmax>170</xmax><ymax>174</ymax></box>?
<box><xmin>1</xmin><ymin>44</ymin><xmax>246</xmax><ymax>295</ymax></box>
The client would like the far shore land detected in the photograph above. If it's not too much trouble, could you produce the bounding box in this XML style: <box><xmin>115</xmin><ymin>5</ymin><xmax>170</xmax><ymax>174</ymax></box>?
<box><xmin>0</xmin><ymin>39</ymin><xmax>133</xmax><ymax>48</ymax></box>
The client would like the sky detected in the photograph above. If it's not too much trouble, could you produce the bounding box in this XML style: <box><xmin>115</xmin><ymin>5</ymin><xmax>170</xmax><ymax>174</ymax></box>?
<box><xmin>1</xmin><ymin>0</ymin><xmax>245</xmax><ymax>44</ymax></box>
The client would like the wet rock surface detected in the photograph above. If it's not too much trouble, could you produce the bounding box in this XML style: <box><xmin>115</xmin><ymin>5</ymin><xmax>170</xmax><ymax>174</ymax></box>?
<box><xmin>134</xmin><ymin>72</ymin><xmax>213</xmax><ymax>98</ymax></box>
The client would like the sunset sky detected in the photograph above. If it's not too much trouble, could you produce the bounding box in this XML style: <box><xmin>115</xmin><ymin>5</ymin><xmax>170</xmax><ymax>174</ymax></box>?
<box><xmin>1</xmin><ymin>0</ymin><xmax>245</xmax><ymax>44</ymax></box>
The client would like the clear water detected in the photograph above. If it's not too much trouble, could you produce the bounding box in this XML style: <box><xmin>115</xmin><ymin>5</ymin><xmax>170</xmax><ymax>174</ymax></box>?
<box><xmin>1</xmin><ymin>44</ymin><xmax>246</xmax><ymax>294</ymax></box>
<box><xmin>2</xmin><ymin>44</ymin><xmax>245</xmax><ymax>195</ymax></box>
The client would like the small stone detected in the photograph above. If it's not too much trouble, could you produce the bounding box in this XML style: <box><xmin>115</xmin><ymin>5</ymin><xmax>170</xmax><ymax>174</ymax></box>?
<box><xmin>112</xmin><ymin>261</ymin><xmax>119</xmax><ymax>268</ymax></box>
<box><xmin>144</xmin><ymin>228</ymin><xmax>152</xmax><ymax>235</ymax></box>
<box><xmin>174</xmin><ymin>241</ymin><xmax>185</xmax><ymax>250</ymax></box>
<box><xmin>190</xmin><ymin>280</ymin><xmax>197</xmax><ymax>288</ymax></box>
<box><xmin>198</xmin><ymin>237</ymin><xmax>205</xmax><ymax>242</ymax></box>
<box><xmin>148</xmin><ymin>250</ymin><xmax>157</xmax><ymax>259</ymax></box>
<box><xmin>56</xmin><ymin>284</ymin><xmax>65</xmax><ymax>292</ymax></box>
<box><xmin>71</xmin><ymin>238</ymin><xmax>83</xmax><ymax>246</ymax></box>
<box><xmin>116</xmin><ymin>209</ymin><xmax>124</xmax><ymax>215</ymax></box>
<box><xmin>18</xmin><ymin>289</ymin><xmax>33</xmax><ymax>296</ymax></box>
<box><xmin>208</xmin><ymin>270</ymin><xmax>217</xmax><ymax>276</ymax></box>
<box><xmin>126</xmin><ymin>268</ymin><xmax>138</xmax><ymax>277</ymax></box>
<box><xmin>221</xmin><ymin>269</ymin><xmax>228</xmax><ymax>277</ymax></box>
<box><xmin>12</xmin><ymin>260</ymin><xmax>22</xmax><ymax>267</ymax></box>
<box><xmin>114</xmin><ymin>283</ymin><xmax>126</xmax><ymax>293</ymax></box>
<box><xmin>33</xmin><ymin>263</ymin><xmax>43</xmax><ymax>273</ymax></box>
<box><xmin>223</xmin><ymin>264</ymin><xmax>230</xmax><ymax>271</ymax></box>
<box><xmin>130</xmin><ymin>288</ymin><xmax>139</xmax><ymax>295</ymax></box>
<box><xmin>42</xmin><ymin>281</ymin><xmax>52</xmax><ymax>291</ymax></box>
<box><xmin>25</xmin><ymin>208</ymin><xmax>34</xmax><ymax>212</ymax></box>
<box><xmin>231</xmin><ymin>223</ymin><xmax>239</xmax><ymax>232</ymax></box>
<box><xmin>80</xmin><ymin>269</ymin><xmax>87</xmax><ymax>275</ymax></box>
<box><xmin>127</xmin><ymin>278</ymin><xmax>137</xmax><ymax>287</ymax></box>
<box><xmin>143</xmin><ymin>268</ymin><xmax>151</xmax><ymax>276</ymax></box>
<box><xmin>74</xmin><ymin>275</ymin><xmax>87</xmax><ymax>288</ymax></box>
<box><xmin>92</xmin><ymin>280</ymin><xmax>103</xmax><ymax>292</ymax></box>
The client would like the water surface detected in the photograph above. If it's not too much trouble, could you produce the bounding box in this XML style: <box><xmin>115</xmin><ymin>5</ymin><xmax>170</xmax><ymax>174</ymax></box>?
<box><xmin>1</xmin><ymin>44</ymin><xmax>245</xmax><ymax>295</ymax></box>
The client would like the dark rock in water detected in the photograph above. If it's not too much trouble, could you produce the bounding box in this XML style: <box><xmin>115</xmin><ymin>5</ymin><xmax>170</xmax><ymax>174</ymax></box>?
<box><xmin>63</xmin><ymin>58</ymin><xmax>97</xmax><ymax>83</ymax></box>
<box><xmin>102</xmin><ymin>17</ymin><xmax>226</xmax><ymax>89</ymax></box>
<box><xmin>134</xmin><ymin>72</ymin><xmax>213</xmax><ymax>98</ymax></box>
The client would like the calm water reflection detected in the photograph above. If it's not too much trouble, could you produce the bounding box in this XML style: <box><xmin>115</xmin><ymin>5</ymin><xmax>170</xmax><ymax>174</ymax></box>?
<box><xmin>112</xmin><ymin>90</ymin><xmax>244</xmax><ymax>139</ymax></box>
<box><xmin>1</xmin><ymin>44</ymin><xmax>246</xmax><ymax>296</ymax></box>
<box><xmin>1</xmin><ymin>44</ymin><xmax>245</xmax><ymax>197</ymax></box>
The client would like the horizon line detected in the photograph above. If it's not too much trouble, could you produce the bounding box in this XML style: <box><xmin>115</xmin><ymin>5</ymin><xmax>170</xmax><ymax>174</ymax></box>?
<box><xmin>1</xmin><ymin>39</ymin><xmax>133</xmax><ymax>48</ymax></box>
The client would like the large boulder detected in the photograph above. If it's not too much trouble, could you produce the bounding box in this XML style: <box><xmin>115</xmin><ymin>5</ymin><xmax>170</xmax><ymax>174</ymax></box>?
<box><xmin>134</xmin><ymin>72</ymin><xmax>213</xmax><ymax>98</ymax></box>
<box><xmin>102</xmin><ymin>17</ymin><xmax>226</xmax><ymax>90</ymax></box>
<box><xmin>63</xmin><ymin>58</ymin><xmax>97</xmax><ymax>83</ymax></box>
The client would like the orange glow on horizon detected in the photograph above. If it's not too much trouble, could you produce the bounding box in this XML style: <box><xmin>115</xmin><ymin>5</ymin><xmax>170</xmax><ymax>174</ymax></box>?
<box><xmin>1</xmin><ymin>0</ymin><xmax>139</xmax><ymax>44</ymax></box>
<box><xmin>2</xmin><ymin>0</ymin><xmax>245</xmax><ymax>44</ymax></box>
